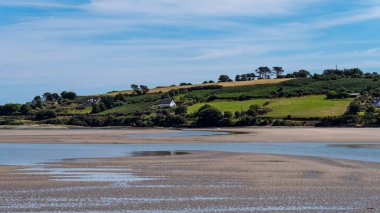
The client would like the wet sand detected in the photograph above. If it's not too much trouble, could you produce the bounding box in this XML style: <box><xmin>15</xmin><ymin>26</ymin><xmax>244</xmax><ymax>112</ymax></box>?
<box><xmin>1</xmin><ymin>151</ymin><xmax>379</xmax><ymax>212</ymax></box>
<box><xmin>0</xmin><ymin>127</ymin><xmax>380</xmax><ymax>144</ymax></box>
<box><xmin>1</xmin><ymin>127</ymin><xmax>380</xmax><ymax>212</ymax></box>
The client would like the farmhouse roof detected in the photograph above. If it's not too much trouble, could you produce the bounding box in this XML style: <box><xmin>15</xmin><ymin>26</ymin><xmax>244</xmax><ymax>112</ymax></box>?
<box><xmin>160</xmin><ymin>99</ymin><xmax>174</xmax><ymax>105</ymax></box>
<box><xmin>349</xmin><ymin>93</ymin><xmax>360</xmax><ymax>96</ymax></box>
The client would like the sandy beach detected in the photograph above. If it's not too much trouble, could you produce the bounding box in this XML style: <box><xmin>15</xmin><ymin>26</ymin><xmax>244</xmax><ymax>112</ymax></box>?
<box><xmin>1</xmin><ymin>151</ymin><xmax>379</xmax><ymax>212</ymax></box>
<box><xmin>0</xmin><ymin>127</ymin><xmax>380</xmax><ymax>144</ymax></box>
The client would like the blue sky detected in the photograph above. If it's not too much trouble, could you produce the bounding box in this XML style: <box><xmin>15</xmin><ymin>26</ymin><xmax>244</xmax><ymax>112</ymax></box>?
<box><xmin>1</xmin><ymin>0</ymin><xmax>380</xmax><ymax>104</ymax></box>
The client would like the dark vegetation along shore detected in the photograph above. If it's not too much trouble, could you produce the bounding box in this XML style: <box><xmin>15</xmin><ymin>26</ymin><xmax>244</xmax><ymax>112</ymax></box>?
<box><xmin>1</xmin><ymin>67</ymin><xmax>380</xmax><ymax>128</ymax></box>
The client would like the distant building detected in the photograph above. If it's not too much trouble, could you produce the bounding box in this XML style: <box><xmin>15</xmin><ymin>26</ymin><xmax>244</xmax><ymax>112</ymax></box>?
<box><xmin>159</xmin><ymin>99</ymin><xmax>176</xmax><ymax>108</ymax></box>
<box><xmin>78</xmin><ymin>97</ymin><xmax>101</xmax><ymax>109</ymax></box>
<box><xmin>349</xmin><ymin>93</ymin><xmax>361</xmax><ymax>98</ymax></box>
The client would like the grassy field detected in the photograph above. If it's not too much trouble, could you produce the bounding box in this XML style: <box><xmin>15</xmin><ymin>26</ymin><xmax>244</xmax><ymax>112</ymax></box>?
<box><xmin>104</xmin><ymin>79</ymin><xmax>291</xmax><ymax>96</ymax></box>
<box><xmin>188</xmin><ymin>99</ymin><xmax>269</xmax><ymax>113</ymax></box>
<box><xmin>183</xmin><ymin>78</ymin><xmax>380</xmax><ymax>100</ymax></box>
<box><xmin>188</xmin><ymin>95</ymin><xmax>353</xmax><ymax>118</ymax></box>
<box><xmin>265</xmin><ymin>95</ymin><xmax>353</xmax><ymax>118</ymax></box>
<box><xmin>66</xmin><ymin>107</ymin><xmax>92</xmax><ymax>115</ymax></box>
<box><xmin>98</xmin><ymin>102</ymin><xmax>153</xmax><ymax>115</ymax></box>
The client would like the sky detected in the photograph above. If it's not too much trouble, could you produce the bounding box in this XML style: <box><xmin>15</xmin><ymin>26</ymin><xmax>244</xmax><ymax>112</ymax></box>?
<box><xmin>1</xmin><ymin>0</ymin><xmax>380</xmax><ymax>104</ymax></box>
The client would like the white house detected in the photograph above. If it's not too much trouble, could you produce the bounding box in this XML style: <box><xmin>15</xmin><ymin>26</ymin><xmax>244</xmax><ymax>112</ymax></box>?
<box><xmin>78</xmin><ymin>97</ymin><xmax>101</xmax><ymax>108</ymax></box>
<box><xmin>159</xmin><ymin>99</ymin><xmax>176</xmax><ymax>108</ymax></box>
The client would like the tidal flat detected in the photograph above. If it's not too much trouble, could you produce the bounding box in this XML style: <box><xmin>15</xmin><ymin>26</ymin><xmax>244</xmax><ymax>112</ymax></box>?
<box><xmin>1</xmin><ymin>151</ymin><xmax>379</xmax><ymax>212</ymax></box>
<box><xmin>0</xmin><ymin>127</ymin><xmax>379</xmax><ymax>212</ymax></box>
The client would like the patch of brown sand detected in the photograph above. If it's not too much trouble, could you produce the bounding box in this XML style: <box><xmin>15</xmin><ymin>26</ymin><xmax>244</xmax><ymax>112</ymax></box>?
<box><xmin>0</xmin><ymin>127</ymin><xmax>380</xmax><ymax>144</ymax></box>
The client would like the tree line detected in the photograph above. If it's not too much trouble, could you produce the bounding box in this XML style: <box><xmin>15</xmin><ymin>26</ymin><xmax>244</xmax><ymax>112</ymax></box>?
<box><xmin>216</xmin><ymin>67</ymin><xmax>312</xmax><ymax>82</ymax></box>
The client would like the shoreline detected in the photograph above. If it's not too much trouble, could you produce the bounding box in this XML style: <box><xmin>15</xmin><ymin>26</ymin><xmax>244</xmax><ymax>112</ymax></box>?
<box><xmin>0</xmin><ymin>127</ymin><xmax>380</xmax><ymax>144</ymax></box>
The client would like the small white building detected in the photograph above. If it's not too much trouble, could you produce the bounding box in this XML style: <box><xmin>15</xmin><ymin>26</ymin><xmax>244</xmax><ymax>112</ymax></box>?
<box><xmin>159</xmin><ymin>99</ymin><xmax>176</xmax><ymax>108</ymax></box>
<box><xmin>80</xmin><ymin>97</ymin><xmax>101</xmax><ymax>108</ymax></box>
<box><xmin>349</xmin><ymin>93</ymin><xmax>361</xmax><ymax>98</ymax></box>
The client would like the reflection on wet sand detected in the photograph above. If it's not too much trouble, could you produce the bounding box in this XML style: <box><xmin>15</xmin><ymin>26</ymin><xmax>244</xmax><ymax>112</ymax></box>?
<box><xmin>131</xmin><ymin>151</ymin><xmax>191</xmax><ymax>157</ymax></box>
<box><xmin>19</xmin><ymin>167</ymin><xmax>158</xmax><ymax>182</ymax></box>
<box><xmin>330</xmin><ymin>144</ymin><xmax>380</xmax><ymax>149</ymax></box>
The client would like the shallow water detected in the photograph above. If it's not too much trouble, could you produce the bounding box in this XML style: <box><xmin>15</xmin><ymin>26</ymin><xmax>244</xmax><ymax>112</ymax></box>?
<box><xmin>19</xmin><ymin>167</ymin><xmax>157</xmax><ymax>182</ymax></box>
<box><xmin>125</xmin><ymin>130</ymin><xmax>229</xmax><ymax>138</ymax></box>
<box><xmin>1</xmin><ymin>141</ymin><xmax>380</xmax><ymax>165</ymax></box>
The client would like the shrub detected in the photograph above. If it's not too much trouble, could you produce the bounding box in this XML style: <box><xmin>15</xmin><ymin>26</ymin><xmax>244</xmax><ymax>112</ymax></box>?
<box><xmin>218</xmin><ymin>118</ymin><xmax>234</xmax><ymax>127</ymax></box>
<box><xmin>35</xmin><ymin>110</ymin><xmax>57</xmax><ymax>120</ymax></box>
<box><xmin>235</xmin><ymin>115</ymin><xmax>257</xmax><ymax>126</ymax></box>
<box><xmin>165</xmin><ymin>115</ymin><xmax>186</xmax><ymax>127</ymax></box>
<box><xmin>0</xmin><ymin>104</ymin><xmax>21</xmax><ymax>115</ymax></box>
<box><xmin>174</xmin><ymin>105</ymin><xmax>187</xmax><ymax>115</ymax></box>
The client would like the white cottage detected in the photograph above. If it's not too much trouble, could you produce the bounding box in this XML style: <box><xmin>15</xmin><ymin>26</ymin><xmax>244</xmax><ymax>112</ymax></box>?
<box><xmin>159</xmin><ymin>99</ymin><xmax>176</xmax><ymax>108</ymax></box>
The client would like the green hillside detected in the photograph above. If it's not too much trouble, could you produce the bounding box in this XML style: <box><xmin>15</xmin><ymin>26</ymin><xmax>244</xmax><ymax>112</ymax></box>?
<box><xmin>188</xmin><ymin>99</ymin><xmax>269</xmax><ymax>114</ymax></box>
<box><xmin>188</xmin><ymin>95</ymin><xmax>352</xmax><ymax>118</ymax></box>
<box><xmin>2</xmin><ymin>68</ymin><xmax>380</xmax><ymax>127</ymax></box>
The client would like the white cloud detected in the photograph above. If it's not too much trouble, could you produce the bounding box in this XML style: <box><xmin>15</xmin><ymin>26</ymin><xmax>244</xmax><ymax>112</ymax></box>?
<box><xmin>85</xmin><ymin>0</ymin><xmax>320</xmax><ymax>16</ymax></box>
<box><xmin>0</xmin><ymin>0</ymin><xmax>77</xmax><ymax>8</ymax></box>
<box><xmin>314</xmin><ymin>6</ymin><xmax>380</xmax><ymax>28</ymax></box>
<box><xmin>1</xmin><ymin>0</ymin><xmax>380</xmax><ymax>104</ymax></box>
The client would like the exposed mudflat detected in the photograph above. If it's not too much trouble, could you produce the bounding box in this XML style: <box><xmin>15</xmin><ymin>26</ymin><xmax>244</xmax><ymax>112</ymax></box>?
<box><xmin>1</xmin><ymin>151</ymin><xmax>379</xmax><ymax>212</ymax></box>
<box><xmin>1</xmin><ymin>127</ymin><xmax>380</xmax><ymax>144</ymax></box>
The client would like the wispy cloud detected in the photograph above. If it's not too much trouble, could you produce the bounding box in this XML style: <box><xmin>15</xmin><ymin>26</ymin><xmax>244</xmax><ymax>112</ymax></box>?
<box><xmin>85</xmin><ymin>0</ymin><xmax>321</xmax><ymax>16</ymax></box>
<box><xmin>0</xmin><ymin>0</ymin><xmax>380</xmax><ymax>103</ymax></box>
<box><xmin>314</xmin><ymin>6</ymin><xmax>380</xmax><ymax>28</ymax></box>
<box><xmin>0</xmin><ymin>0</ymin><xmax>78</xmax><ymax>8</ymax></box>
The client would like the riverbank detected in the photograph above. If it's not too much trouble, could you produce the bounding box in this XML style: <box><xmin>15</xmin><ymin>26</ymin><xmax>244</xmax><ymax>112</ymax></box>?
<box><xmin>1</xmin><ymin>151</ymin><xmax>379</xmax><ymax>212</ymax></box>
<box><xmin>0</xmin><ymin>127</ymin><xmax>380</xmax><ymax>144</ymax></box>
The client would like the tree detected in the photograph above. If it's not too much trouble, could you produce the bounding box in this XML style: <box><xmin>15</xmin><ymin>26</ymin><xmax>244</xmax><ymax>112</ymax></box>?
<box><xmin>366</xmin><ymin>105</ymin><xmax>376</xmax><ymax>114</ymax></box>
<box><xmin>131</xmin><ymin>84</ymin><xmax>149</xmax><ymax>95</ymax></box>
<box><xmin>218</xmin><ymin>117</ymin><xmax>234</xmax><ymax>127</ymax></box>
<box><xmin>347</xmin><ymin>101</ymin><xmax>361</xmax><ymax>115</ymax></box>
<box><xmin>273</xmin><ymin>67</ymin><xmax>284</xmax><ymax>78</ymax></box>
<box><xmin>32</xmin><ymin>96</ymin><xmax>43</xmax><ymax>108</ymax></box>
<box><xmin>256</xmin><ymin>67</ymin><xmax>272</xmax><ymax>79</ymax></box>
<box><xmin>298</xmin><ymin>69</ymin><xmax>311</xmax><ymax>78</ymax></box>
<box><xmin>235</xmin><ymin>75</ymin><xmax>241</xmax><ymax>82</ymax></box>
<box><xmin>164</xmin><ymin>115</ymin><xmax>185</xmax><ymax>127</ymax></box>
<box><xmin>34</xmin><ymin>96</ymin><xmax>42</xmax><ymax>101</ymax></box>
<box><xmin>131</xmin><ymin>84</ymin><xmax>138</xmax><ymax>91</ymax></box>
<box><xmin>326</xmin><ymin>90</ymin><xmax>338</xmax><ymax>99</ymax></box>
<box><xmin>196</xmin><ymin>105</ymin><xmax>223</xmax><ymax>127</ymax></box>
<box><xmin>43</xmin><ymin>92</ymin><xmax>59</xmax><ymax>102</ymax></box>
<box><xmin>223</xmin><ymin>111</ymin><xmax>233</xmax><ymax>119</ymax></box>
<box><xmin>246</xmin><ymin>104</ymin><xmax>260</xmax><ymax>117</ymax></box>
<box><xmin>174</xmin><ymin>105</ymin><xmax>187</xmax><ymax>115</ymax></box>
<box><xmin>131</xmin><ymin>84</ymin><xmax>139</xmax><ymax>94</ymax></box>
<box><xmin>61</xmin><ymin>91</ymin><xmax>77</xmax><ymax>100</ymax></box>
<box><xmin>114</xmin><ymin>93</ymin><xmax>126</xmax><ymax>102</ymax></box>
<box><xmin>218</xmin><ymin>75</ymin><xmax>232</xmax><ymax>82</ymax></box>
<box><xmin>247</xmin><ymin>73</ymin><xmax>256</xmax><ymax>80</ymax></box>
<box><xmin>35</xmin><ymin>110</ymin><xmax>57</xmax><ymax>120</ymax></box>
<box><xmin>140</xmin><ymin>85</ymin><xmax>149</xmax><ymax>95</ymax></box>
<box><xmin>0</xmin><ymin>104</ymin><xmax>20</xmax><ymax>115</ymax></box>
<box><xmin>91</xmin><ymin>103</ymin><xmax>102</xmax><ymax>114</ymax></box>
<box><xmin>19</xmin><ymin>104</ymin><xmax>32</xmax><ymax>115</ymax></box>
